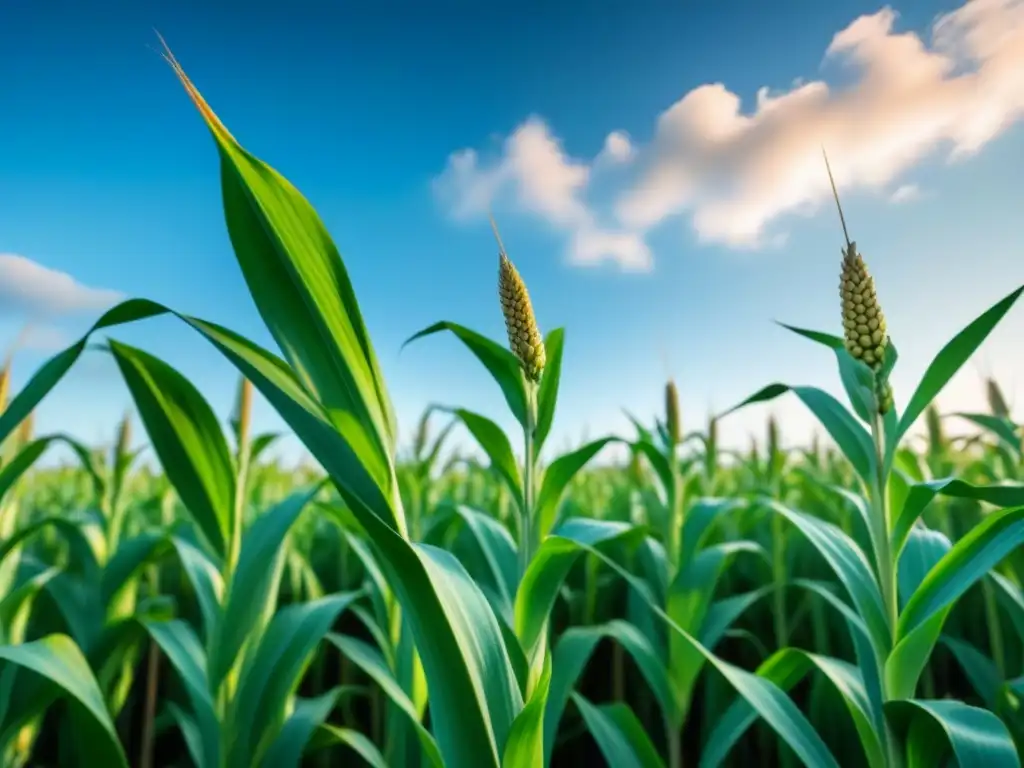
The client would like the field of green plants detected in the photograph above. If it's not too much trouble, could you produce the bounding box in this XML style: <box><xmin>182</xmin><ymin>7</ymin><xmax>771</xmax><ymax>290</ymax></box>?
<box><xmin>2</xmin><ymin>44</ymin><xmax>1024</xmax><ymax>768</ymax></box>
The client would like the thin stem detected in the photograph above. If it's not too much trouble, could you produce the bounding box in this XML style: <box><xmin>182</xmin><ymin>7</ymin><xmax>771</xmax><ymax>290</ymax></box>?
<box><xmin>520</xmin><ymin>382</ymin><xmax>537</xmax><ymax>579</ymax></box>
<box><xmin>870</xmin><ymin>411</ymin><xmax>903</xmax><ymax>768</ymax></box>
<box><xmin>869</xmin><ymin>413</ymin><xmax>899</xmax><ymax>638</ymax></box>
<box><xmin>666</xmin><ymin>712</ymin><xmax>682</xmax><ymax>768</ymax></box>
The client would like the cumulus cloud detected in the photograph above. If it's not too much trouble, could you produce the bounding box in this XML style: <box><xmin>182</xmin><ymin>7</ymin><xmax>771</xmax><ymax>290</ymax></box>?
<box><xmin>433</xmin><ymin>117</ymin><xmax>651</xmax><ymax>269</ymax></box>
<box><xmin>0</xmin><ymin>254</ymin><xmax>123</xmax><ymax>317</ymax></box>
<box><xmin>433</xmin><ymin>0</ymin><xmax>1024</xmax><ymax>268</ymax></box>
<box><xmin>617</xmin><ymin>0</ymin><xmax>1024</xmax><ymax>247</ymax></box>
<box><xmin>596</xmin><ymin>131</ymin><xmax>636</xmax><ymax>165</ymax></box>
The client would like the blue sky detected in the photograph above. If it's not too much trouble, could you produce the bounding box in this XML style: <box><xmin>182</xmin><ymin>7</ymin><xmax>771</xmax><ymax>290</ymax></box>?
<box><xmin>2</xmin><ymin>0</ymin><xmax>1023</xmax><ymax>465</ymax></box>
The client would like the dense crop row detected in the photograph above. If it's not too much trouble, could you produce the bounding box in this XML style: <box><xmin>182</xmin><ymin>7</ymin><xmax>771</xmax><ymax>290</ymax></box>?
<box><xmin>0</xmin><ymin>43</ymin><xmax>1023</xmax><ymax>767</ymax></box>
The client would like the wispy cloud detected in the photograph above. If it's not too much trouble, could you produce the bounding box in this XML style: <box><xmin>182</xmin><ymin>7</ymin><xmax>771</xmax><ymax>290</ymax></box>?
<box><xmin>889</xmin><ymin>183</ymin><xmax>922</xmax><ymax>203</ymax></box>
<box><xmin>433</xmin><ymin>0</ymin><xmax>1024</xmax><ymax>269</ymax></box>
<box><xmin>0</xmin><ymin>254</ymin><xmax>123</xmax><ymax>317</ymax></box>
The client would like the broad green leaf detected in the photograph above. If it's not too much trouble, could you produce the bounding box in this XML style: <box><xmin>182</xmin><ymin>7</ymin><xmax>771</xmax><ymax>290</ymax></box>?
<box><xmin>403</xmin><ymin>321</ymin><xmax>527</xmax><ymax>428</ymax></box>
<box><xmin>100</xmin><ymin>532</ymin><xmax>171</xmax><ymax>616</ymax></box>
<box><xmin>533</xmin><ymin>328</ymin><xmax>564</xmax><ymax>455</ymax></box>
<box><xmin>163</xmin><ymin>44</ymin><xmax>398</xmax><ymax>478</ymax></box>
<box><xmin>890</xmin><ymin>508</ymin><xmax>1024</xmax><ymax>699</ymax></box>
<box><xmin>502</xmin><ymin>648</ymin><xmax>551</xmax><ymax>768</ymax></box>
<box><xmin>0</xmin><ymin>635</ymin><xmax>128</xmax><ymax>768</ymax></box>
<box><xmin>896</xmin><ymin>285</ymin><xmax>1024</xmax><ymax>441</ymax></box>
<box><xmin>678</xmin><ymin>497</ymin><xmax>744</xmax><ymax>566</ymax></box>
<box><xmin>441</xmin><ymin>407</ymin><xmax>524</xmax><ymax>510</ymax></box>
<box><xmin>231</xmin><ymin>592</ymin><xmax>360</xmax><ymax>767</ymax></box>
<box><xmin>328</xmin><ymin>633</ymin><xmax>443</xmax><ymax>767</ymax></box>
<box><xmin>721</xmin><ymin>384</ymin><xmax>874</xmax><ymax>482</ymax></box>
<box><xmin>535</xmin><ymin>437</ymin><xmax>620</xmax><ymax>539</ymax></box>
<box><xmin>891</xmin><ymin>477</ymin><xmax>1024</xmax><ymax>560</ymax></box>
<box><xmin>700</xmin><ymin>648</ymin><xmax>886</xmax><ymax>768</ymax></box>
<box><xmin>572</xmin><ymin>694</ymin><xmax>665</xmax><ymax>768</ymax></box>
<box><xmin>145</xmin><ymin>619</ymin><xmax>219</xmax><ymax>768</ymax></box>
<box><xmin>766</xmin><ymin>500</ymin><xmax>890</xmax><ymax>654</ymax></box>
<box><xmin>515</xmin><ymin>519</ymin><xmax>642</xmax><ymax>661</ymax></box>
<box><xmin>667</xmin><ymin>542</ymin><xmax>768</xmax><ymax>710</ymax></box>
<box><xmin>887</xmin><ymin>699</ymin><xmax>1020</xmax><ymax>768</ymax></box>
<box><xmin>443</xmin><ymin>504</ymin><xmax>518</xmax><ymax>623</ymax></box>
<box><xmin>109</xmin><ymin>340</ymin><xmax>236</xmax><ymax>557</ymax></box>
<box><xmin>209</xmin><ymin>485</ymin><xmax>323</xmax><ymax>690</ymax></box>
<box><xmin>543</xmin><ymin>620</ymin><xmax>678</xmax><ymax>765</ymax></box>
<box><xmin>171</xmin><ymin>536</ymin><xmax>225</xmax><ymax>642</ymax></box>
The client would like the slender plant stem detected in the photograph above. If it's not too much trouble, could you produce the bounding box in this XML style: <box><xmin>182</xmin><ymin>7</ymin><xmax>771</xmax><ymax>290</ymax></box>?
<box><xmin>870</xmin><ymin>410</ymin><xmax>904</xmax><ymax>768</ymax></box>
<box><xmin>520</xmin><ymin>382</ymin><xmax>537</xmax><ymax>580</ymax></box>
<box><xmin>869</xmin><ymin>413</ymin><xmax>899</xmax><ymax>638</ymax></box>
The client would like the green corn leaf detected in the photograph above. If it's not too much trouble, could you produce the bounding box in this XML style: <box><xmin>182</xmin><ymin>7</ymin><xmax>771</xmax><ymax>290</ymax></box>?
<box><xmin>896</xmin><ymin>285</ymin><xmax>1024</xmax><ymax>442</ymax></box>
<box><xmin>502</xmin><ymin>648</ymin><xmax>552</xmax><ymax>768</ymax></box>
<box><xmin>765</xmin><ymin>500</ymin><xmax>891</xmax><ymax>656</ymax></box>
<box><xmin>535</xmin><ymin>437</ymin><xmax>621</xmax><ymax>540</ymax></box>
<box><xmin>701</xmin><ymin>648</ymin><xmax>886</xmax><ymax>768</ymax></box>
<box><xmin>208</xmin><ymin>485</ymin><xmax>323</xmax><ymax>690</ymax></box>
<box><xmin>109</xmin><ymin>340</ymin><xmax>236</xmax><ymax>558</ymax></box>
<box><xmin>170</xmin><ymin>536</ymin><xmax>225</xmax><ymax>643</ymax></box>
<box><xmin>572</xmin><ymin>694</ymin><xmax>665</xmax><ymax>768</ymax></box>
<box><xmin>721</xmin><ymin>385</ymin><xmax>874</xmax><ymax>483</ymax></box>
<box><xmin>231</xmin><ymin>592</ymin><xmax>361</xmax><ymax>767</ymax></box>
<box><xmin>886</xmin><ymin>699</ymin><xmax>1020</xmax><ymax>768</ymax></box>
<box><xmin>889</xmin><ymin>508</ymin><xmax>1024</xmax><ymax>699</ymax></box>
<box><xmin>328</xmin><ymin>633</ymin><xmax>443</xmax><ymax>767</ymax></box>
<box><xmin>145</xmin><ymin>619</ymin><xmax>219</xmax><ymax>768</ymax></box>
<box><xmin>891</xmin><ymin>477</ymin><xmax>1024</xmax><ymax>560</ymax></box>
<box><xmin>258</xmin><ymin>686</ymin><xmax>371</xmax><ymax>768</ymax></box>
<box><xmin>0</xmin><ymin>635</ymin><xmax>128</xmax><ymax>768</ymax></box>
<box><xmin>439</xmin><ymin>407</ymin><xmax>524</xmax><ymax>511</ymax></box>
<box><xmin>544</xmin><ymin>620</ymin><xmax>678</xmax><ymax>765</ymax></box>
<box><xmin>403</xmin><ymin>321</ymin><xmax>528</xmax><ymax>427</ymax></box>
<box><xmin>533</xmin><ymin>328</ymin><xmax>564</xmax><ymax>455</ymax></box>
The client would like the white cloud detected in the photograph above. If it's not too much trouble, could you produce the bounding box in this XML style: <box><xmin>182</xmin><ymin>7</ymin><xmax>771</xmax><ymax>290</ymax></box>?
<box><xmin>433</xmin><ymin>117</ymin><xmax>649</xmax><ymax>269</ymax></box>
<box><xmin>434</xmin><ymin>0</ymin><xmax>1024</xmax><ymax>267</ymax></box>
<box><xmin>19</xmin><ymin>325</ymin><xmax>71</xmax><ymax>351</ymax></box>
<box><xmin>617</xmin><ymin>0</ymin><xmax>1024</xmax><ymax>246</ymax></box>
<box><xmin>889</xmin><ymin>183</ymin><xmax>921</xmax><ymax>203</ymax></box>
<box><xmin>596</xmin><ymin>131</ymin><xmax>636</xmax><ymax>165</ymax></box>
<box><xmin>0</xmin><ymin>254</ymin><xmax>123</xmax><ymax>317</ymax></box>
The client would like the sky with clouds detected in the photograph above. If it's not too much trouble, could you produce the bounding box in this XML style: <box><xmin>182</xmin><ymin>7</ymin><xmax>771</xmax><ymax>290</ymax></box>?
<box><xmin>2</xmin><ymin>0</ymin><xmax>1024</xmax><ymax>465</ymax></box>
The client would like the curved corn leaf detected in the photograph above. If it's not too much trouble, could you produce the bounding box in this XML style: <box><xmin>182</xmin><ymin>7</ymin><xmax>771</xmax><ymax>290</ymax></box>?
<box><xmin>439</xmin><ymin>407</ymin><xmax>524</xmax><ymax>511</ymax></box>
<box><xmin>403</xmin><ymin>321</ymin><xmax>528</xmax><ymax>429</ymax></box>
<box><xmin>0</xmin><ymin>635</ymin><xmax>128</xmax><ymax>768</ymax></box>
<box><xmin>889</xmin><ymin>507</ymin><xmax>1024</xmax><ymax>699</ymax></box>
<box><xmin>891</xmin><ymin>477</ymin><xmax>1024</xmax><ymax>560</ymax></box>
<box><xmin>896</xmin><ymin>285</ymin><xmax>1024</xmax><ymax>441</ymax></box>
<box><xmin>535</xmin><ymin>437</ymin><xmax>621</xmax><ymax>539</ymax></box>
<box><xmin>533</xmin><ymin>328</ymin><xmax>564</xmax><ymax>455</ymax></box>
<box><xmin>572</xmin><ymin>694</ymin><xmax>665</xmax><ymax>768</ymax></box>
<box><xmin>886</xmin><ymin>698</ymin><xmax>1020</xmax><ymax>768</ymax></box>
<box><xmin>109</xmin><ymin>340</ymin><xmax>236</xmax><ymax>558</ymax></box>
<box><xmin>721</xmin><ymin>385</ymin><xmax>874</xmax><ymax>483</ymax></box>
<box><xmin>700</xmin><ymin>648</ymin><xmax>886</xmax><ymax>768</ymax></box>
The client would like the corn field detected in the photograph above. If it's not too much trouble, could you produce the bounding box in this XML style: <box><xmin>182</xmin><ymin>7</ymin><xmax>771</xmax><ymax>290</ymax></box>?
<box><xmin>2</xmin><ymin>43</ymin><xmax>1024</xmax><ymax>768</ymax></box>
